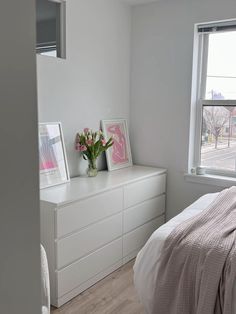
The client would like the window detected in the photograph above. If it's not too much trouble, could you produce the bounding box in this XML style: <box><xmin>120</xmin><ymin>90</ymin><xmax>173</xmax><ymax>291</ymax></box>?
<box><xmin>193</xmin><ymin>21</ymin><xmax>236</xmax><ymax>176</ymax></box>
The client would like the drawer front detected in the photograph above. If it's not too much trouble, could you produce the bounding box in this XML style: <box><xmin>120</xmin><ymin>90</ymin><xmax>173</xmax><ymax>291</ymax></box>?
<box><xmin>57</xmin><ymin>213</ymin><xmax>122</xmax><ymax>269</ymax></box>
<box><xmin>57</xmin><ymin>238</ymin><xmax>122</xmax><ymax>297</ymax></box>
<box><xmin>124</xmin><ymin>174</ymin><xmax>166</xmax><ymax>209</ymax></box>
<box><xmin>123</xmin><ymin>215</ymin><xmax>165</xmax><ymax>257</ymax></box>
<box><xmin>124</xmin><ymin>195</ymin><xmax>165</xmax><ymax>234</ymax></box>
<box><xmin>57</xmin><ymin>188</ymin><xmax>123</xmax><ymax>238</ymax></box>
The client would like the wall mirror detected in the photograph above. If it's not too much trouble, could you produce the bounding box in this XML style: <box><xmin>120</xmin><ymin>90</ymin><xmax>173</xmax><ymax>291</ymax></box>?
<box><xmin>36</xmin><ymin>0</ymin><xmax>66</xmax><ymax>58</ymax></box>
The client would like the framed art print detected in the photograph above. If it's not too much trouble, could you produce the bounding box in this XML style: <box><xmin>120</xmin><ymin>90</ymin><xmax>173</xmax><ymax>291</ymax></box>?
<box><xmin>101</xmin><ymin>119</ymin><xmax>133</xmax><ymax>171</ymax></box>
<box><xmin>39</xmin><ymin>122</ymin><xmax>70</xmax><ymax>189</ymax></box>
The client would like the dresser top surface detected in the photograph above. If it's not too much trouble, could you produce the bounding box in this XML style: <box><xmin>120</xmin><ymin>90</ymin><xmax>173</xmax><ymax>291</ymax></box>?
<box><xmin>40</xmin><ymin>165</ymin><xmax>166</xmax><ymax>206</ymax></box>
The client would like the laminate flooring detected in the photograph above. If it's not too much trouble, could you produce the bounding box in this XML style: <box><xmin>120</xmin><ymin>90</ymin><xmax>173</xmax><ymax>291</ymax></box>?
<box><xmin>51</xmin><ymin>260</ymin><xmax>145</xmax><ymax>314</ymax></box>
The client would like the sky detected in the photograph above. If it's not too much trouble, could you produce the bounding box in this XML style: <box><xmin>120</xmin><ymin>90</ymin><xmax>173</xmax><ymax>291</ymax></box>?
<box><xmin>206</xmin><ymin>31</ymin><xmax>236</xmax><ymax>100</ymax></box>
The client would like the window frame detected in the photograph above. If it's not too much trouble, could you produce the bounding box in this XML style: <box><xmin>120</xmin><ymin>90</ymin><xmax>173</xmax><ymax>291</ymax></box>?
<box><xmin>191</xmin><ymin>20</ymin><xmax>236</xmax><ymax>177</ymax></box>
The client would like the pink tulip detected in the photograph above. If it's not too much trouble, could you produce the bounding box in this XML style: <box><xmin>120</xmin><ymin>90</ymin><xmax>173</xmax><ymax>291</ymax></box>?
<box><xmin>79</xmin><ymin>145</ymin><xmax>87</xmax><ymax>152</ymax></box>
<box><xmin>86</xmin><ymin>139</ymin><xmax>93</xmax><ymax>146</ymax></box>
<box><xmin>101</xmin><ymin>139</ymin><xmax>106</xmax><ymax>146</ymax></box>
<box><xmin>75</xmin><ymin>143</ymin><xmax>81</xmax><ymax>151</ymax></box>
<box><xmin>84</xmin><ymin>128</ymin><xmax>90</xmax><ymax>134</ymax></box>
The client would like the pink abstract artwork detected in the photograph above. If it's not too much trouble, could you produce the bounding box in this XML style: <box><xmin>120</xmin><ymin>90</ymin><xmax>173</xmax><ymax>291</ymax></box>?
<box><xmin>107</xmin><ymin>123</ymin><xmax>128</xmax><ymax>165</ymax></box>
<box><xmin>39</xmin><ymin>135</ymin><xmax>58</xmax><ymax>171</ymax></box>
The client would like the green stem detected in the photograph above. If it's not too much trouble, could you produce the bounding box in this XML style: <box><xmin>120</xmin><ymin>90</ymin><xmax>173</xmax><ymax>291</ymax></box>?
<box><xmin>88</xmin><ymin>158</ymin><xmax>97</xmax><ymax>170</ymax></box>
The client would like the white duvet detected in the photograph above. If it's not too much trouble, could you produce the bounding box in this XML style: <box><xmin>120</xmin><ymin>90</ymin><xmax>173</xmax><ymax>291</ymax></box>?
<box><xmin>133</xmin><ymin>192</ymin><xmax>236</xmax><ymax>314</ymax></box>
<box><xmin>41</xmin><ymin>244</ymin><xmax>50</xmax><ymax>314</ymax></box>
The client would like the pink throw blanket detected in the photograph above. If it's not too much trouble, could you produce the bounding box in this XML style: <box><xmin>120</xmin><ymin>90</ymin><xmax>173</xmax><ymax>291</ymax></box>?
<box><xmin>153</xmin><ymin>187</ymin><xmax>236</xmax><ymax>314</ymax></box>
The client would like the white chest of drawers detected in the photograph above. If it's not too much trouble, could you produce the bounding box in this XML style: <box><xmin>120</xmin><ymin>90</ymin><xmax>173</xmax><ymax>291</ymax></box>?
<box><xmin>40</xmin><ymin>165</ymin><xmax>166</xmax><ymax>307</ymax></box>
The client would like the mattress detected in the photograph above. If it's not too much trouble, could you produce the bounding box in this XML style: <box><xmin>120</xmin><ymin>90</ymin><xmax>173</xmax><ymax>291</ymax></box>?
<box><xmin>133</xmin><ymin>192</ymin><xmax>236</xmax><ymax>314</ymax></box>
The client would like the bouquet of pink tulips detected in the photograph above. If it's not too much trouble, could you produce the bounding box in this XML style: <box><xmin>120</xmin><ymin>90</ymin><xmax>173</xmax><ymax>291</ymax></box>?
<box><xmin>75</xmin><ymin>128</ymin><xmax>113</xmax><ymax>176</ymax></box>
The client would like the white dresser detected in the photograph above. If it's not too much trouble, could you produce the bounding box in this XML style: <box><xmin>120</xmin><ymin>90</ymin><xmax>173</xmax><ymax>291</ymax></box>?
<box><xmin>40</xmin><ymin>165</ymin><xmax>166</xmax><ymax>307</ymax></box>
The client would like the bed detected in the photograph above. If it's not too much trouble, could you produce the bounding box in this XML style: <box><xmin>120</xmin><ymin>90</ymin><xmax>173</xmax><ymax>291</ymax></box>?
<box><xmin>41</xmin><ymin>244</ymin><xmax>50</xmax><ymax>314</ymax></box>
<box><xmin>133</xmin><ymin>192</ymin><xmax>236</xmax><ymax>314</ymax></box>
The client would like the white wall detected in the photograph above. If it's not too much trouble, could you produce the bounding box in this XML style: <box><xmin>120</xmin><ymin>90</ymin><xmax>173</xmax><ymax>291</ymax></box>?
<box><xmin>131</xmin><ymin>0</ymin><xmax>236</xmax><ymax>219</ymax></box>
<box><xmin>37</xmin><ymin>0</ymin><xmax>131</xmax><ymax>176</ymax></box>
<box><xmin>0</xmin><ymin>1</ymin><xmax>41</xmax><ymax>313</ymax></box>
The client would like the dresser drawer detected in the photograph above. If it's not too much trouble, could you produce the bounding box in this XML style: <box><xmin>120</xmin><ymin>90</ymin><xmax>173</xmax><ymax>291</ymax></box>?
<box><xmin>57</xmin><ymin>238</ymin><xmax>122</xmax><ymax>297</ymax></box>
<box><xmin>56</xmin><ymin>188</ymin><xmax>123</xmax><ymax>238</ymax></box>
<box><xmin>123</xmin><ymin>215</ymin><xmax>165</xmax><ymax>257</ymax></box>
<box><xmin>124</xmin><ymin>195</ymin><xmax>165</xmax><ymax>234</ymax></box>
<box><xmin>124</xmin><ymin>174</ymin><xmax>166</xmax><ymax>209</ymax></box>
<box><xmin>57</xmin><ymin>213</ymin><xmax>122</xmax><ymax>269</ymax></box>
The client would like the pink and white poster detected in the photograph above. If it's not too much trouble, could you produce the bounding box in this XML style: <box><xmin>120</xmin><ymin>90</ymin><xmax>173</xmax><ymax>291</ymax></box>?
<box><xmin>39</xmin><ymin>123</ymin><xmax>70</xmax><ymax>189</ymax></box>
<box><xmin>102</xmin><ymin>119</ymin><xmax>132</xmax><ymax>171</ymax></box>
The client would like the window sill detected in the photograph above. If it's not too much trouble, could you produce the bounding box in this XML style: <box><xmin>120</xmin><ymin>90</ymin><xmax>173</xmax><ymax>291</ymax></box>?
<box><xmin>184</xmin><ymin>173</ymin><xmax>236</xmax><ymax>188</ymax></box>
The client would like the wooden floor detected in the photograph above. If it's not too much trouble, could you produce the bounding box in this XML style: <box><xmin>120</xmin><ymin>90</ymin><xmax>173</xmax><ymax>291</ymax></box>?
<box><xmin>51</xmin><ymin>260</ymin><xmax>145</xmax><ymax>314</ymax></box>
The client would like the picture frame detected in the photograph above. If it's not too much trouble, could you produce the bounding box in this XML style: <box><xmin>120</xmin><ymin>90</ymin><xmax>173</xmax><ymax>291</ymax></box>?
<box><xmin>101</xmin><ymin>118</ymin><xmax>133</xmax><ymax>171</ymax></box>
<box><xmin>39</xmin><ymin>122</ymin><xmax>70</xmax><ymax>189</ymax></box>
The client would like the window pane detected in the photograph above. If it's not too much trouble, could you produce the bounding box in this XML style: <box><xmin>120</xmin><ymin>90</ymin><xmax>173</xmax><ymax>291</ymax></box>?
<box><xmin>206</xmin><ymin>77</ymin><xmax>236</xmax><ymax>100</ymax></box>
<box><xmin>201</xmin><ymin>105</ymin><xmax>236</xmax><ymax>171</ymax></box>
<box><xmin>205</xmin><ymin>31</ymin><xmax>236</xmax><ymax>100</ymax></box>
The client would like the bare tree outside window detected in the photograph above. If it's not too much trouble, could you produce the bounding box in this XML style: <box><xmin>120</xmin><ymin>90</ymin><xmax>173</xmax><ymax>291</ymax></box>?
<box><xmin>203</xmin><ymin>106</ymin><xmax>228</xmax><ymax>149</ymax></box>
<box><xmin>201</xmin><ymin>105</ymin><xmax>236</xmax><ymax>171</ymax></box>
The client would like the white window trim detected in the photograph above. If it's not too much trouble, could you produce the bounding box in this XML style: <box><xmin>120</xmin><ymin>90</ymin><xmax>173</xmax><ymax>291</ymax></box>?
<box><xmin>188</xmin><ymin>19</ymin><xmax>236</xmax><ymax>184</ymax></box>
<box><xmin>185</xmin><ymin>172</ymin><xmax>236</xmax><ymax>188</ymax></box>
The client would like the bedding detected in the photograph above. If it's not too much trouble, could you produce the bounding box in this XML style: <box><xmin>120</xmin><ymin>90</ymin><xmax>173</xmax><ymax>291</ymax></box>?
<box><xmin>41</xmin><ymin>244</ymin><xmax>50</xmax><ymax>314</ymax></box>
<box><xmin>133</xmin><ymin>192</ymin><xmax>236</xmax><ymax>314</ymax></box>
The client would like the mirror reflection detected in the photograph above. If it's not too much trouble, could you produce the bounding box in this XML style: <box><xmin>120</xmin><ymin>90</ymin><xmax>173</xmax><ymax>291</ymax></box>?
<box><xmin>36</xmin><ymin>0</ymin><xmax>66</xmax><ymax>58</ymax></box>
